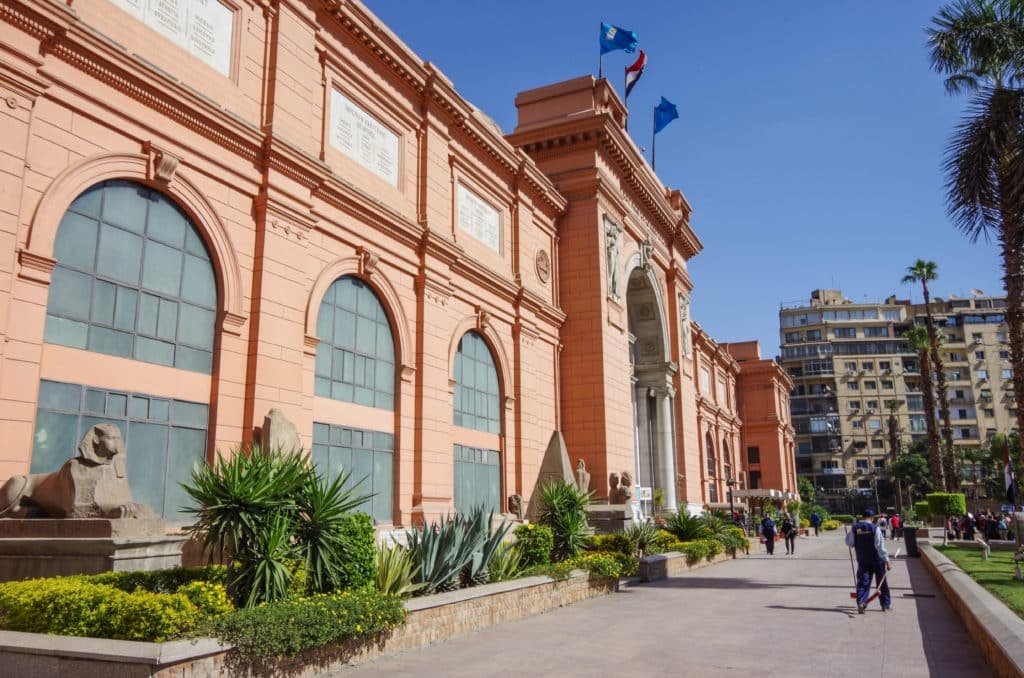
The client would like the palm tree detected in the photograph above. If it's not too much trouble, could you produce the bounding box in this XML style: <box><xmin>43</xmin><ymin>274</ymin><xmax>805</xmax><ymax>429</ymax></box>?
<box><xmin>906</xmin><ymin>326</ymin><xmax>946</xmax><ymax>490</ymax></box>
<box><xmin>902</xmin><ymin>260</ymin><xmax>958</xmax><ymax>491</ymax></box>
<box><xmin>929</xmin><ymin>1</ymin><xmax>1024</xmax><ymax>453</ymax></box>
<box><xmin>885</xmin><ymin>398</ymin><xmax>905</xmax><ymax>512</ymax></box>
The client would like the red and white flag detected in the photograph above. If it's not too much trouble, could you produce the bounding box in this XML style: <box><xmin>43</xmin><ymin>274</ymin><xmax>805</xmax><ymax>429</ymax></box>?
<box><xmin>625</xmin><ymin>50</ymin><xmax>647</xmax><ymax>99</ymax></box>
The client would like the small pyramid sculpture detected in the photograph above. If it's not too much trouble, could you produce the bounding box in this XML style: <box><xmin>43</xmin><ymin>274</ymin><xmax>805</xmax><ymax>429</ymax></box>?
<box><xmin>526</xmin><ymin>431</ymin><xmax>576</xmax><ymax>521</ymax></box>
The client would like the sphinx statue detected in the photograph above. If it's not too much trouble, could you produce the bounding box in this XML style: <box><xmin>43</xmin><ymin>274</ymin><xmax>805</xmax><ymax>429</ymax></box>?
<box><xmin>0</xmin><ymin>423</ymin><xmax>154</xmax><ymax>519</ymax></box>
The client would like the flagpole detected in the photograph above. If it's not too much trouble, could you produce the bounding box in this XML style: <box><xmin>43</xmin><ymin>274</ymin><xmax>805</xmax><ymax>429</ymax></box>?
<box><xmin>598</xmin><ymin>23</ymin><xmax>603</xmax><ymax>79</ymax></box>
<box><xmin>651</xmin><ymin>105</ymin><xmax>656</xmax><ymax>171</ymax></box>
<box><xmin>624</xmin><ymin>70</ymin><xmax>628</xmax><ymax>131</ymax></box>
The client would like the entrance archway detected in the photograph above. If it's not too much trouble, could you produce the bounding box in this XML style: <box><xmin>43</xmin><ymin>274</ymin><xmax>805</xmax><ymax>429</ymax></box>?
<box><xmin>626</xmin><ymin>267</ymin><xmax>678</xmax><ymax>513</ymax></box>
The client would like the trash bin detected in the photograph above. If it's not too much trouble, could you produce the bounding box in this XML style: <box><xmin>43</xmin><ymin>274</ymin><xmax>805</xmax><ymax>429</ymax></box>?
<box><xmin>903</xmin><ymin>526</ymin><xmax>919</xmax><ymax>557</ymax></box>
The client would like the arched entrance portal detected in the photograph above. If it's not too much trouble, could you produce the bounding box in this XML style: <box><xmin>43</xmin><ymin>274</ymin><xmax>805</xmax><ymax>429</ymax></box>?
<box><xmin>626</xmin><ymin>267</ymin><xmax>678</xmax><ymax>513</ymax></box>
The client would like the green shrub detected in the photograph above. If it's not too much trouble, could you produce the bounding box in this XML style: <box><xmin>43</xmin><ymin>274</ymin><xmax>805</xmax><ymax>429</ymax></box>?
<box><xmin>537</xmin><ymin>481</ymin><xmax>593</xmax><ymax>561</ymax></box>
<box><xmin>177</xmin><ymin>580</ymin><xmax>233</xmax><ymax>618</ymax></box>
<box><xmin>514</xmin><ymin>523</ymin><xmax>554</xmax><ymax>568</ymax></box>
<box><xmin>568</xmin><ymin>552</ymin><xmax>634</xmax><ymax>579</ymax></box>
<box><xmin>703</xmin><ymin>538</ymin><xmax>724</xmax><ymax>559</ymax></box>
<box><xmin>679</xmin><ymin>540</ymin><xmax>710</xmax><ymax>563</ymax></box>
<box><xmin>590</xmin><ymin>532</ymin><xmax>633</xmax><ymax>556</ymax></box>
<box><xmin>822</xmin><ymin>520</ymin><xmax>840</xmax><ymax>530</ymax></box>
<box><xmin>375</xmin><ymin>545</ymin><xmax>425</xmax><ymax>598</ymax></box>
<box><xmin>831</xmin><ymin>514</ymin><xmax>855</xmax><ymax>524</ymax></box>
<box><xmin>335</xmin><ymin>512</ymin><xmax>377</xmax><ymax>590</ymax></box>
<box><xmin>520</xmin><ymin>561</ymin><xmax>575</xmax><ymax>580</ymax></box>
<box><xmin>0</xmin><ymin>578</ymin><xmax>201</xmax><ymax>641</ymax></box>
<box><xmin>208</xmin><ymin>589</ymin><xmax>405</xmax><ymax>659</ymax></box>
<box><xmin>913</xmin><ymin>500</ymin><xmax>931</xmax><ymax>519</ymax></box>
<box><xmin>800</xmin><ymin>518</ymin><xmax>810</xmax><ymax>528</ymax></box>
<box><xmin>715</xmin><ymin>527</ymin><xmax>749</xmax><ymax>554</ymax></box>
<box><xmin>625</xmin><ymin>522</ymin><xmax>669</xmax><ymax>556</ymax></box>
<box><xmin>84</xmin><ymin>565</ymin><xmax>226</xmax><ymax>593</ymax></box>
<box><xmin>927</xmin><ymin>493</ymin><xmax>967</xmax><ymax>521</ymax></box>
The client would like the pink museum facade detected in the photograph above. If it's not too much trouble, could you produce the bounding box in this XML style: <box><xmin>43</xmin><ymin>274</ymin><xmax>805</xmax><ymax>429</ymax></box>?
<box><xmin>0</xmin><ymin>0</ymin><xmax>795</xmax><ymax>526</ymax></box>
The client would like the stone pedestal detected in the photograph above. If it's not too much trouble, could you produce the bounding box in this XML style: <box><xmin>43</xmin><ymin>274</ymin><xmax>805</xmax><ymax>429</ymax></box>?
<box><xmin>0</xmin><ymin>519</ymin><xmax>186</xmax><ymax>581</ymax></box>
<box><xmin>587</xmin><ymin>504</ymin><xmax>633</xmax><ymax>535</ymax></box>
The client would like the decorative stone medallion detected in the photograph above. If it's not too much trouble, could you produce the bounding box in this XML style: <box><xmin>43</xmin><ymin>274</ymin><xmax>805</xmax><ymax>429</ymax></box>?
<box><xmin>535</xmin><ymin>249</ymin><xmax>551</xmax><ymax>283</ymax></box>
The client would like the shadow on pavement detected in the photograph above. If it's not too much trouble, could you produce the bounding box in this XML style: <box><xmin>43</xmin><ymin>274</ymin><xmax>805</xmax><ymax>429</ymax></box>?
<box><xmin>904</xmin><ymin>554</ymin><xmax>966</xmax><ymax>676</ymax></box>
<box><xmin>636</xmin><ymin>576</ymin><xmax>914</xmax><ymax>592</ymax></box>
<box><xmin>765</xmin><ymin>604</ymin><xmax>858</xmax><ymax>618</ymax></box>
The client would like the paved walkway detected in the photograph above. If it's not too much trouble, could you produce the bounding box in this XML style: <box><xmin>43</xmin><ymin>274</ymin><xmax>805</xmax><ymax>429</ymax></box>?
<box><xmin>336</xmin><ymin>532</ymin><xmax>991</xmax><ymax>677</ymax></box>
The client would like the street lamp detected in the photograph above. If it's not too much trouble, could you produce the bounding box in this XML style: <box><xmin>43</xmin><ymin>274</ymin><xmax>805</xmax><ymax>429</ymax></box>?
<box><xmin>727</xmin><ymin>477</ymin><xmax>738</xmax><ymax>559</ymax></box>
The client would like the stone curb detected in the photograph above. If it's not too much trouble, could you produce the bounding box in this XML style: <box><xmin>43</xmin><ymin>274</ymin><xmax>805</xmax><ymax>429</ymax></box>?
<box><xmin>638</xmin><ymin>549</ymin><xmax>742</xmax><ymax>582</ymax></box>
<box><xmin>920</xmin><ymin>543</ymin><xmax>1024</xmax><ymax>678</ymax></box>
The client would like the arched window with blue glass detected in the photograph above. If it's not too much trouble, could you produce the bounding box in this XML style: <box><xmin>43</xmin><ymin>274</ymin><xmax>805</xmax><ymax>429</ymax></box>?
<box><xmin>312</xmin><ymin>276</ymin><xmax>395</xmax><ymax>522</ymax></box>
<box><xmin>453</xmin><ymin>331</ymin><xmax>501</xmax><ymax>513</ymax></box>
<box><xmin>33</xmin><ymin>180</ymin><xmax>216</xmax><ymax>521</ymax></box>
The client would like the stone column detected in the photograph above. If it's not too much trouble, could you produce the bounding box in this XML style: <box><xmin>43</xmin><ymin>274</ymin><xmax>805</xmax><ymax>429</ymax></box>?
<box><xmin>654</xmin><ymin>387</ymin><xmax>678</xmax><ymax>512</ymax></box>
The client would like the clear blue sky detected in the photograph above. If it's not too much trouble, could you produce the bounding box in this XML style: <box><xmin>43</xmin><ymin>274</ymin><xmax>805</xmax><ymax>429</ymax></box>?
<box><xmin>365</xmin><ymin>1</ymin><xmax>1003</xmax><ymax>356</ymax></box>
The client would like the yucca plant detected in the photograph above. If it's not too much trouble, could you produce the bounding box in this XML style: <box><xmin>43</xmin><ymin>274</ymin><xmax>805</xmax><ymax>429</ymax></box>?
<box><xmin>700</xmin><ymin>514</ymin><xmax>731</xmax><ymax>538</ymax></box>
<box><xmin>537</xmin><ymin>481</ymin><xmax>593</xmax><ymax>561</ymax></box>
<box><xmin>295</xmin><ymin>469</ymin><xmax>373</xmax><ymax>594</ymax></box>
<box><xmin>231</xmin><ymin>511</ymin><xmax>298</xmax><ymax>608</ymax></box>
<box><xmin>375</xmin><ymin>544</ymin><xmax>426</xmax><ymax>597</ymax></box>
<box><xmin>663</xmin><ymin>510</ymin><xmax>711</xmax><ymax>542</ymax></box>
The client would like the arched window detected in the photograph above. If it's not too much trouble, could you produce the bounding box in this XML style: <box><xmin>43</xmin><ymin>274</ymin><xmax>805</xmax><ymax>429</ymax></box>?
<box><xmin>44</xmin><ymin>180</ymin><xmax>217</xmax><ymax>373</ymax></box>
<box><xmin>722</xmin><ymin>440</ymin><xmax>732</xmax><ymax>481</ymax></box>
<box><xmin>314</xmin><ymin>276</ymin><xmax>395</xmax><ymax>410</ymax></box>
<box><xmin>453</xmin><ymin>331</ymin><xmax>501</xmax><ymax>513</ymax></box>
<box><xmin>454</xmin><ymin>331</ymin><xmax>500</xmax><ymax>434</ymax></box>
<box><xmin>705</xmin><ymin>431</ymin><xmax>716</xmax><ymax>478</ymax></box>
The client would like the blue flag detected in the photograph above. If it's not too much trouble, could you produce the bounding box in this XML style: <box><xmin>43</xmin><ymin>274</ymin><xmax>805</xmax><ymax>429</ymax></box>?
<box><xmin>600</xmin><ymin>22</ymin><xmax>638</xmax><ymax>55</ymax></box>
<box><xmin>654</xmin><ymin>97</ymin><xmax>679</xmax><ymax>134</ymax></box>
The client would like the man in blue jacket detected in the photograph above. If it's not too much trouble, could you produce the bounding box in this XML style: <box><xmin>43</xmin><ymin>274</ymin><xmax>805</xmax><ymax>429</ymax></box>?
<box><xmin>845</xmin><ymin>508</ymin><xmax>891</xmax><ymax>613</ymax></box>
<box><xmin>761</xmin><ymin>514</ymin><xmax>777</xmax><ymax>555</ymax></box>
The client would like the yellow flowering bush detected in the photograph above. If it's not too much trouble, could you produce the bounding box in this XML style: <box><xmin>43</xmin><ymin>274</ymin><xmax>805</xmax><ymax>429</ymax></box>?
<box><xmin>177</xmin><ymin>581</ymin><xmax>233</xmax><ymax>617</ymax></box>
<box><xmin>514</xmin><ymin>523</ymin><xmax>554</xmax><ymax>567</ymax></box>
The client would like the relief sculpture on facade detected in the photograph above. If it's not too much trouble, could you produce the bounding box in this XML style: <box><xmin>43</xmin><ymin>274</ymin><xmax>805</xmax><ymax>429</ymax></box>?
<box><xmin>679</xmin><ymin>294</ymin><xmax>692</xmax><ymax>357</ymax></box>
<box><xmin>604</xmin><ymin>217</ymin><xmax>621</xmax><ymax>300</ymax></box>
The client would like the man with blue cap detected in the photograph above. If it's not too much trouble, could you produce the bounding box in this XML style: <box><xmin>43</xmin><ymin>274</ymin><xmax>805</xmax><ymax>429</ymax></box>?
<box><xmin>845</xmin><ymin>508</ymin><xmax>891</xmax><ymax>613</ymax></box>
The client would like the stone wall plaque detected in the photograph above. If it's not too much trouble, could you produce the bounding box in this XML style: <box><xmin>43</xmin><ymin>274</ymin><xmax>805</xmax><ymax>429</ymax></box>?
<box><xmin>329</xmin><ymin>89</ymin><xmax>400</xmax><ymax>186</ymax></box>
<box><xmin>535</xmin><ymin>249</ymin><xmax>551</xmax><ymax>283</ymax></box>
<box><xmin>109</xmin><ymin>0</ymin><xmax>234</xmax><ymax>75</ymax></box>
<box><xmin>457</xmin><ymin>184</ymin><xmax>500</xmax><ymax>252</ymax></box>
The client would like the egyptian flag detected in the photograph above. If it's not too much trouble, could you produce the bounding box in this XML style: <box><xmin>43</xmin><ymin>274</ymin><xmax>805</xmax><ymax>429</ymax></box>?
<box><xmin>1005</xmin><ymin>440</ymin><xmax>1017</xmax><ymax>506</ymax></box>
<box><xmin>625</xmin><ymin>50</ymin><xmax>647</xmax><ymax>99</ymax></box>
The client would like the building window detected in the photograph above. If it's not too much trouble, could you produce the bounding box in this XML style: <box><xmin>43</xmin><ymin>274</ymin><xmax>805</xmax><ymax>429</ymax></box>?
<box><xmin>975</xmin><ymin>351</ymin><xmax>986</xmax><ymax>360</ymax></box>
<box><xmin>798</xmin><ymin>441</ymin><xmax>812</xmax><ymax>454</ymax></box>
<box><xmin>871</xmin><ymin>439</ymin><xmax>884</xmax><ymax>449</ymax></box>
<box><xmin>879</xmin><ymin>361</ymin><xmax>891</xmax><ymax>371</ymax></box>
<box><xmin>864</xmin><ymin>381</ymin><xmax>877</xmax><ymax>390</ymax></box>
<box><xmin>1001</xmin><ymin>350</ymin><xmax>1011</xmax><ymax>360</ymax></box>
<box><xmin>784</xmin><ymin>331</ymin><xmax>802</xmax><ymax>343</ymax></box>
<box><xmin>312</xmin><ymin>423</ymin><xmax>393</xmax><ymax>521</ymax></box>
<box><xmin>806</xmin><ymin>329</ymin><xmax>822</xmax><ymax>341</ymax></box>
<box><xmin>834</xmin><ymin>327</ymin><xmax>856</xmax><ymax>339</ymax></box>
<box><xmin>848</xmin><ymin>382</ymin><xmax>859</xmax><ymax>391</ymax></box>
<box><xmin>454</xmin><ymin>444</ymin><xmax>500</xmax><ymax>514</ymax></box>
<box><xmin>723</xmin><ymin>441</ymin><xmax>732</xmax><ymax>480</ymax></box>
<box><xmin>985</xmin><ymin>408</ymin><xmax>995</xmax><ymax>418</ymax></box>
<box><xmin>972</xmin><ymin>332</ymin><xmax>983</xmax><ymax>341</ymax></box>
<box><xmin>700</xmin><ymin>367</ymin><xmax>711</xmax><ymax>392</ymax></box>
<box><xmin>907</xmin><ymin>394</ymin><xmax>924</xmax><ymax>411</ymax></box>
<box><xmin>705</xmin><ymin>432</ymin><xmax>716</xmax><ymax>478</ymax></box>
<box><xmin>747</xmin><ymin>446</ymin><xmax>761</xmax><ymax>464</ymax></box>
<box><xmin>44</xmin><ymin>180</ymin><xmax>217</xmax><ymax>373</ymax></box>
<box><xmin>881</xmin><ymin>379</ymin><xmax>894</xmax><ymax>389</ymax></box>
<box><xmin>845</xmin><ymin>361</ymin><xmax>857</xmax><ymax>373</ymax></box>
<box><xmin>979</xmin><ymin>369</ymin><xmax>989</xmax><ymax>380</ymax></box>
<box><xmin>868</xmin><ymin>419</ymin><xmax>881</xmax><ymax>430</ymax></box>
<box><xmin>867</xmin><ymin>400</ymin><xmax>878</xmax><ymax>410</ymax></box>
<box><xmin>948</xmin><ymin>352</ymin><xmax>963</xmax><ymax>362</ymax></box>
<box><xmin>865</xmin><ymin>327</ymin><xmax>889</xmax><ymax>337</ymax></box>
<box><xmin>874</xmin><ymin>459</ymin><xmax>885</xmax><ymax>469</ymax></box>
<box><xmin>856</xmin><ymin>460</ymin><xmax>868</xmax><ymax>471</ymax></box>
<box><xmin>852</xmin><ymin>420</ymin><xmax>864</xmax><ymax>429</ymax></box>
<box><xmin>315</xmin><ymin>276</ymin><xmax>396</xmax><ymax>409</ymax></box>
<box><xmin>910</xmin><ymin>415</ymin><xmax>927</xmax><ymax>432</ymax></box>
<box><xmin>749</xmin><ymin>471</ymin><xmax>762</xmax><ymax>489</ymax></box>
<box><xmin>862</xmin><ymin>362</ymin><xmax>874</xmax><ymax>371</ymax></box>
<box><xmin>31</xmin><ymin>380</ymin><xmax>208</xmax><ymax>521</ymax></box>
<box><xmin>958</xmin><ymin>409</ymin><xmax>968</xmax><ymax>419</ymax></box>
<box><xmin>1003</xmin><ymin>369</ymin><xmax>1014</xmax><ymax>379</ymax></box>
<box><xmin>454</xmin><ymin>331</ymin><xmax>501</xmax><ymax>433</ymax></box>
<box><xmin>707</xmin><ymin>482</ymin><xmax>719</xmax><ymax>504</ymax></box>
<box><xmin>848</xmin><ymin>400</ymin><xmax>861</xmax><ymax>411</ymax></box>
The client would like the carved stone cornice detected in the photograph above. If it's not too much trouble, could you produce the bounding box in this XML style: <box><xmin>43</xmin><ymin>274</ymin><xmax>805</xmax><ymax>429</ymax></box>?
<box><xmin>221</xmin><ymin>311</ymin><xmax>248</xmax><ymax>336</ymax></box>
<box><xmin>16</xmin><ymin>248</ymin><xmax>56</xmax><ymax>285</ymax></box>
<box><xmin>303</xmin><ymin>333</ymin><xmax>320</xmax><ymax>356</ymax></box>
<box><xmin>415</xmin><ymin>274</ymin><xmax>452</xmax><ymax>307</ymax></box>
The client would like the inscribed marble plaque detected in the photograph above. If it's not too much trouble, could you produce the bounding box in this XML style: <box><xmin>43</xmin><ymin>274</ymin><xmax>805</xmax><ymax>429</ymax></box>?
<box><xmin>329</xmin><ymin>90</ymin><xmax>400</xmax><ymax>187</ymax></box>
<box><xmin>456</xmin><ymin>184</ymin><xmax>500</xmax><ymax>252</ymax></box>
<box><xmin>108</xmin><ymin>0</ymin><xmax>233</xmax><ymax>76</ymax></box>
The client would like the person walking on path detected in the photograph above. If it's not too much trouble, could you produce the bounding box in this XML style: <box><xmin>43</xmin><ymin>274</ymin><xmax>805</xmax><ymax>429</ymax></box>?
<box><xmin>810</xmin><ymin>510</ymin><xmax>822</xmax><ymax>536</ymax></box>
<box><xmin>845</xmin><ymin>508</ymin><xmax>891</xmax><ymax>614</ymax></box>
<box><xmin>781</xmin><ymin>512</ymin><xmax>797</xmax><ymax>555</ymax></box>
<box><xmin>877</xmin><ymin>514</ymin><xmax>888</xmax><ymax>539</ymax></box>
<box><xmin>761</xmin><ymin>514</ymin><xmax>777</xmax><ymax>555</ymax></box>
<box><xmin>890</xmin><ymin>513</ymin><xmax>901</xmax><ymax>540</ymax></box>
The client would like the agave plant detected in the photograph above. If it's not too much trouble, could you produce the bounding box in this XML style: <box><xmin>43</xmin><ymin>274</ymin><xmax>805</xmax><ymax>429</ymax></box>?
<box><xmin>461</xmin><ymin>508</ymin><xmax>511</xmax><ymax>585</ymax></box>
<box><xmin>405</xmin><ymin>506</ymin><xmax>510</xmax><ymax>594</ymax></box>
<box><xmin>375</xmin><ymin>544</ymin><xmax>426</xmax><ymax>597</ymax></box>
<box><xmin>487</xmin><ymin>542</ymin><xmax>524</xmax><ymax>582</ymax></box>
<box><xmin>663</xmin><ymin>510</ymin><xmax>711</xmax><ymax>542</ymax></box>
<box><xmin>625</xmin><ymin>522</ymin><xmax>664</xmax><ymax>557</ymax></box>
<box><xmin>537</xmin><ymin>481</ymin><xmax>593</xmax><ymax>561</ymax></box>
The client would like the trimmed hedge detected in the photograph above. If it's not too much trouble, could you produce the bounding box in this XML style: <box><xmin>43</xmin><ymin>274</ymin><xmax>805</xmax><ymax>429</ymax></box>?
<box><xmin>927</xmin><ymin>493</ymin><xmax>967</xmax><ymax>520</ymax></box>
<box><xmin>335</xmin><ymin>513</ymin><xmax>377</xmax><ymax>591</ymax></box>
<box><xmin>208</xmin><ymin>588</ymin><xmax>405</xmax><ymax>659</ymax></box>
<box><xmin>589</xmin><ymin>533</ymin><xmax>633</xmax><ymax>556</ymax></box>
<box><xmin>831</xmin><ymin>514</ymin><xmax>855</xmax><ymax>524</ymax></box>
<box><xmin>84</xmin><ymin>565</ymin><xmax>226</xmax><ymax>593</ymax></box>
<box><xmin>822</xmin><ymin>520</ymin><xmax>840</xmax><ymax>530</ymax></box>
<box><xmin>913</xmin><ymin>500</ymin><xmax>931</xmax><ymax>519</ymax></box>
<box><xmin>0</xmin><ymin>578</ymin><xmax>207</xmax><ymax>641</ymax></box>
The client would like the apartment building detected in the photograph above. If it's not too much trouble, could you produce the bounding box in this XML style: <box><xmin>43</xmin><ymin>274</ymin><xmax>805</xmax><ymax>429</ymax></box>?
<box><xmin>779</xmin><ymin>289</ymin><xmax>1012</xmax><ymax>508</ymax></box>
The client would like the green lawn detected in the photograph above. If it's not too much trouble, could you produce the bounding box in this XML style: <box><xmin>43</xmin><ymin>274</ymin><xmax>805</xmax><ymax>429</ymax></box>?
<box><xmin>935</xmin><ymin>545</ymin><xmax>1024</xmax><ymax>620</ymax></box>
